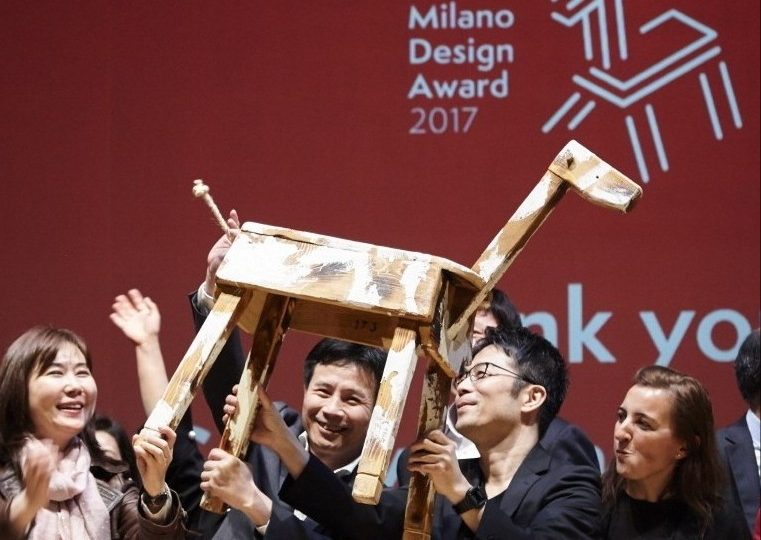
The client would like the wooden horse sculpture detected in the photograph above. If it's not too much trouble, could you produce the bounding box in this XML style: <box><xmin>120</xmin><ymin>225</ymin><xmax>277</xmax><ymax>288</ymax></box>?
<box><xmin>143</xmin><ymin>140</ymin><xmax>642</xmax><ymax>539</ymax></box>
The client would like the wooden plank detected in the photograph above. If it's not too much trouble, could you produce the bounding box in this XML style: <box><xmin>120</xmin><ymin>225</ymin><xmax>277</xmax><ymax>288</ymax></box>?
<box><xmin>353</xmin><ymin>326</ymin><xmax>418</xmax><ymax>504</ymax></box>
<box><xmin>144</xmin><ymin>290</ymin><xmax>250</xmax><ymax>432</ymax></box>
<box><xmin>216</xmin><ymin>232</ymin><xmax>451</xmax><ymax>321</ymax></box>
<box><xmin>548</xmin><ymin>140</ymin><xmax>643</xmax><ymax>213</ymax></box>
<box><xmin>449</xmin><ymin>171</ymin><xmax>568</xmax><ymax>339</ymax></box>
<box><xmin>449</xmin><ymin>140</ymin><xmax>642</xmax><ymax>339</ymax></box>
<box><xmin>200</xmin><ymin>293</ymin><xmax>295</xmax><ymax>513</ymax></box>
<box><xmin>403</xmin><ymin>361</ymin><xmax>451</xmax><ymax>540</ymax></box>
<box><xmin>288</xmin><ymin>300</ymin><xmax>399</xmax><ymax>349</ymax></box>
<box><xmin>239</xmin><ymin>221</ymin><xmax>483</xmax><ymax>286</ymax></box>
<box><xmin>419</xmin><ymin>279</ymin><xmax>471</xmax><ymax>377</ymax></box>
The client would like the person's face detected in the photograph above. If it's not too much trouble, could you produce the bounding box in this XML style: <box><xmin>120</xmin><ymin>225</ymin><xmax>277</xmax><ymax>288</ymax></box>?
<box><xmin>95</xmin><ymin>430</ymin><xmax>123</xmax><ymax>461</ymax></box>
<box><xmin>27</xmin><ymin>343</ymin><xmax>97</xmax><ymax>448</ymax></box>
<box><xmin>301</xmin><ymin>362</ymin><xmax>376</xmax><ymax>470</ymax></box>
<box><xmin>472</xmin><ymin>309</ymin><xmax>499</xmax><ymax>345</ymax></box>
<box><xmin>453</xmin><ymin>345</ymin><xmax>527</xmax><ymax>438</ymax></box>
<box><xmin>614</xmin><ymin>385</ymin><xmax>686</xmax><ymax>495</ymax></box>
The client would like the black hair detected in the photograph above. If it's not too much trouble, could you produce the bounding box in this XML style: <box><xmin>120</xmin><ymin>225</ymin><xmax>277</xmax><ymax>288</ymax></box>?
<box><xmin>93</xmin><ymin>414</ymin><xmax>141</xmax><ymax>487</ymax></box>
<box><xmin>471</xmin><ymin>325</ymin><xmax>567</xmax><ymax>434</ymax></box>
<box><xmin>480</xmin><ymin>288</ymin><xmax>522</xmax><ymax>329</ymax></box>
<box><xmin>734</xmin><ymin>328</ymin><xmax>760</xmax><ymax>408</ymax></box>
<box><xmin>302</xmin><ymin>338</ymin><xmax>386</xmax><ymax>394</ymax></box>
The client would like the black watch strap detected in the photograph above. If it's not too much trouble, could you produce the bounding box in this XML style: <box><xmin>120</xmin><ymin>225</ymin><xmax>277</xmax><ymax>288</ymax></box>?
<box><xmin>453</xmin><ymin>485</ymin><xmax>487</xmax><ymax>514</ymax></box>
<box><xmin>142</xmin><ymin>486</ymin><xmax>170</xmax><ymax>513</ymax></box>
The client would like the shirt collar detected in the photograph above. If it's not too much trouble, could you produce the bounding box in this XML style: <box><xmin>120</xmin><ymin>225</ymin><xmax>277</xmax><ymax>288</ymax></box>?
<box><xmin>298</xmin><ymin>431</ymin><xmax>360</xmax><ymax>474</ymax></box>
<box><xmin>745</xmin><ymin>409</ymin><xmax>760</xmax><ymax>449</ymax></box>
<box><xmin>446</xmin><ymin>406</ymin><xmax>480</xmax><ymax>459</ymax></box>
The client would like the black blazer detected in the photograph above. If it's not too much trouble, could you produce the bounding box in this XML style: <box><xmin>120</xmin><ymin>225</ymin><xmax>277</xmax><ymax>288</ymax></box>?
<box><xmin>283</xmin><ymin>443</ymin><xmax>603</xmax><ymax>539</ymax></box>
<box><xmin>717</xmin><ymin>415</ymin><xmax>760</xmax><ymax>533</ymax></box>
<box><xmin>396</xmin><ymin>416</ymin><xmax>599</xmax><ymax>487</ymax></box>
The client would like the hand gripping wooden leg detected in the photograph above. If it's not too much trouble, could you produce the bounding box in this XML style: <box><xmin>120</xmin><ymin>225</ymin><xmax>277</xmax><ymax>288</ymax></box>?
<box><xmin>353</xmin><ymin>326</ymin><xmax>419</xmax><ymax>504</ymax></box>
<box><xmin>200</xmin><ymin>293</ymin><xmax>295</xmax><ymax>513</ymax></box>
<box><xmin>403</xmin><ymin>361</ymin><xmax>451</xmax><ymax>540</ymax></box>
<box><xmin>144</xmin><ymin>290</ymin><xmax>252</xmax><ymax>432</ymax></box>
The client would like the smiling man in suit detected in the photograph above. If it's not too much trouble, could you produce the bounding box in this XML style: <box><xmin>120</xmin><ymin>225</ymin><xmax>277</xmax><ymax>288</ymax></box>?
<box><xmin>717</xmin><ymin>328</ymin><xmax>761</xmax><ymax>535</ymax></box>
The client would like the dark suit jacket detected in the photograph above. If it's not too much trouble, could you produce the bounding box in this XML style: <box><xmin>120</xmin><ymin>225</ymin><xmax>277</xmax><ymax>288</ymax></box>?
<box><xmin>283</xmin><ymin>443</ymin><xmax>602</xmax><ymax>540</ymax></box>
<box><xmin>540</xmin><ymin>417</ymin><xmax>599</xmax><ymax>471</ymax></box>
<box><xmin>396</xmin><ymin>416</ymin><xmax>599</xmax><ymax>487</ymax></box>
<box><xmin>717</xmin><ymin>415</ymin><xmax>761</xmax><ymax>534</ymax></box>
<box><xmin>168</xmin><ymin>294</ymin><xmax>353</xmax><ymax>539</ymax></box>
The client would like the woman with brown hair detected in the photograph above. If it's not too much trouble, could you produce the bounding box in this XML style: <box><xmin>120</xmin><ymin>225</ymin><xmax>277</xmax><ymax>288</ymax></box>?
<box><xmin>0</xmin><ymin>325</ymin><xmax>187</xmax><ymax>539</ymax></box>
<box><xmin>602</xmin><ymin>365</ymin><xmax>748</xmax><ymax>539</ymax></box>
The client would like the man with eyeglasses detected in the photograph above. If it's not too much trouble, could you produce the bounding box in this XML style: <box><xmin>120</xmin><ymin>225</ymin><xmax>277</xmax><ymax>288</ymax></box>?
<box><xmin>245</xmin><ymin>325</ymin><xmax>603</xmax><ymax>539</ymax></box>
<box><xmin>395</xmin><ymin>289</ymin><xmax>600</xmax><ymax>488</ymax></box>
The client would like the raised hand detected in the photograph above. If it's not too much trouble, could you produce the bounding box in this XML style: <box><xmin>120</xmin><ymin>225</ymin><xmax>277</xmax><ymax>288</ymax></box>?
<box><xmin>110</xmin><ymin>289</ymin><xmax>160</xmax><ymax>346</ymax></box>
<box><xmin>111</xmin><ymin>289</ymin><xmax>168</xmax><ymax>414</ymax></box>
<box><xmin>10</xmin><ymin>438</ymin><xmax>57</xmax><ymax>532</ymax></box>
<box><xmin>202</xmin><ymin>209</ymin><xmax>241</xmax><ymax>304</ymax></box>
<box><xmin>21</xmin><ymin>438</ymin><xmax>56</xmax><ymax>510</ymax></box>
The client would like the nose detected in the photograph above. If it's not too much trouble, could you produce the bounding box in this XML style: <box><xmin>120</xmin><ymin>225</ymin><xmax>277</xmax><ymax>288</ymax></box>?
<box><xmin>63</xmin><ymin>374</ymin><xmax>84</xmax><ymax>394</ymax></box>
<box><xmin>454</xmin><ymin>374</ymin><xmax>474</xmax><ymax>395</ymax></box>
<box><xmin>321</xmin><ymin>395</ymin><xmax>345</xmax><ymax>419</ymax></box>
<box><xmin>614</xmin><ymin>420</ymin><xmax>631</xmax><ymax>445</ymax></box>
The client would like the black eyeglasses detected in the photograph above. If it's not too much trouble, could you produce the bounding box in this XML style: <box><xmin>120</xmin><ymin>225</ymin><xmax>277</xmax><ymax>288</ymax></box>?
<box><xmin>454</xmin><ymin>362</ymin><xmax>536</xmax><ymax>387</ymax></box>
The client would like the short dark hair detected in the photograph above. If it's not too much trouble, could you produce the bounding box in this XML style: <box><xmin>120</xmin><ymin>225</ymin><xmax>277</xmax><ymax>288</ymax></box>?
<box><xmin>303</xmin><ymin>338</ymin><xmax>386</xmax><ymax>394</ymax></box>
<box><xmin>472</xmin><ymin>326</ymin><xmax>567</xmax><ymax>434</ymax></box>
<box><xmin>734</xmin><ymin>328</ymin><xmax>760</xmax><ymax>408</ymax></box>
<box><xmin>480</xmin><ymin>288</ymin><xmax>522</xmax><ymax>330</ymax></box>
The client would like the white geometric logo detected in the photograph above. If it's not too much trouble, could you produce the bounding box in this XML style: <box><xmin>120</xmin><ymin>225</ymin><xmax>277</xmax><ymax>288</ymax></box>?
<box><xmin>542</xmin><ymin>0</ymin><xmax>743</xmax><ymax>182</ymax></box>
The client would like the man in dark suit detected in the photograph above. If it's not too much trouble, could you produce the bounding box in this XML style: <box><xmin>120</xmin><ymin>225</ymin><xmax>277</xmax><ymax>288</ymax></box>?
<box><xmin>253</xmin><ymin>325</ymin><xmax>602</xmax><ymax>539</ymax></box>
<box><xmin>717</xmin><ymin>328</ymin><xmax>760</xmax><ymax>534</ymax></box>
<box><xmin>189</xmin><ymin>318</ymin><xmax>385</xmax><ymax>539</ymax></box>
<box><xmin>395</xmin><ymin>288</ymin><xmax>599</xmax><ymax>488</ymax></box>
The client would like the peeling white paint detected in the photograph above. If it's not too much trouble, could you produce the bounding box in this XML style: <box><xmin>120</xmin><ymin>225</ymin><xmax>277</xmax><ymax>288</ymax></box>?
<box><xmin>513</xmin><ymin>175</ymin><xmax>554</xmax><ymax>221</ymax></box>
<box><xmin>145</xmin><ymin>399</ymin><xmax>174</xmax><ymax>430</ymax></box>
<box><xmin>347</xmin><ymin>251</ymin><xmax>380</xmax><ymax>305</ymax></box>
<box><xmin>475</xmin><ymin>249</ymin><xmax>504</xmax><ymax>282</ymax></box>
<box><xmin>399</xmin><ymin>262</ymin><xmax>428</xmax><ymax>314</ymax></box>
<box><xmin>369</xmin><ymin>406</ymin><xmax>396</xmax><ymax>450</ymax></box>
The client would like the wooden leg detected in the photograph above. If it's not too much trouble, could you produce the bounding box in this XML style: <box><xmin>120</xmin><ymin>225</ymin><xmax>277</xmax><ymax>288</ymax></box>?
<box><xmin>353</xmin><ymin>326</ymin><xmax>418</xmax><ymax>504</ymax></box>
<box><xmin>402</xmin><ymin>361</ymin><xmax>451</xmax><ymax>540</ymax></box>
<box><xmin>144</xmin><ymin>290</ymin><xmax>251</xmax><ymax>432</ymax></box>
<box><xmin>200</xmin><ymin>293</ymin><xmax>295</xmax><ymax>513</ymax></box>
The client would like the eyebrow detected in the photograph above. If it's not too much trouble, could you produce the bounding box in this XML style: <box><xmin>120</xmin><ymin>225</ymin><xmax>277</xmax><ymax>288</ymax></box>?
<box><xmin>622</xmin><ymin>408</ymin><xmax>658</xmax><ymax>425</ymax></box>
<box><xmin>48</xmin><ymin>359</ymin><xmax>90</xmax><ymax>369</ymax></box>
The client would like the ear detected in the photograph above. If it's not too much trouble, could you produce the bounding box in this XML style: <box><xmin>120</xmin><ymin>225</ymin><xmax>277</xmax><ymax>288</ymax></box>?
<box><xmin>675</xmin><ymin>440</ymin><xmax>691</xmax><ymax>460</ymax></box>
<box><xmin>676</xmin><ymin>434</ymin><xmax>699</xmax><ymax>460</ymax></box>
<box><xmin>521</xmin><ymin>384</ymin><xmax>547</xmax><ymax>413</ymax></box>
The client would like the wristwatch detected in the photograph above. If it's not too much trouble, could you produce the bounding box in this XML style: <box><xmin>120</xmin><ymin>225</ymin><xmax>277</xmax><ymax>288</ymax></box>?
<box><xmin>142</xmin><ymin>485</ymin><xmax>170</xmax><ymax>513</ymax></box>
<box><xmin>453</xmin><ymin>485</ymin><xmax>487</xmax><ymax>514</ymax></box>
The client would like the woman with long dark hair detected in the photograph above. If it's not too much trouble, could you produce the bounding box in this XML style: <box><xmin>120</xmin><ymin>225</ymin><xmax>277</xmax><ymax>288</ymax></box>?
<box><xmin>602</xmin><ymin>365</ymin><xmax>748</xmax><ymax>539</ymax></box>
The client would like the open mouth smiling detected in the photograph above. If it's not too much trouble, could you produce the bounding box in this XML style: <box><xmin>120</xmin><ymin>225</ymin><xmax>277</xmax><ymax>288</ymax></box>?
<box><xmin>317</xmin><ymin>420</ymin><xmax>347</xmax><ymax>434</ymax></box>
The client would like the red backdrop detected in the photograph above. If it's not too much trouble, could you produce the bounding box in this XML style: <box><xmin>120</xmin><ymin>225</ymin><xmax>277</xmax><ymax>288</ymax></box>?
<box><xmin>2</xmin><ymin>1</ymin><xmax>758</xmax><ymax>464</ymax></box>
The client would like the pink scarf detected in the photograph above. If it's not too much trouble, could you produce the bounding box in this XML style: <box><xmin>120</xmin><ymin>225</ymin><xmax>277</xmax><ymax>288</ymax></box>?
<box><xmin>21</xmin><ymin>437</ymin><xmax>111</xmax><ymax>540</ymax></box>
